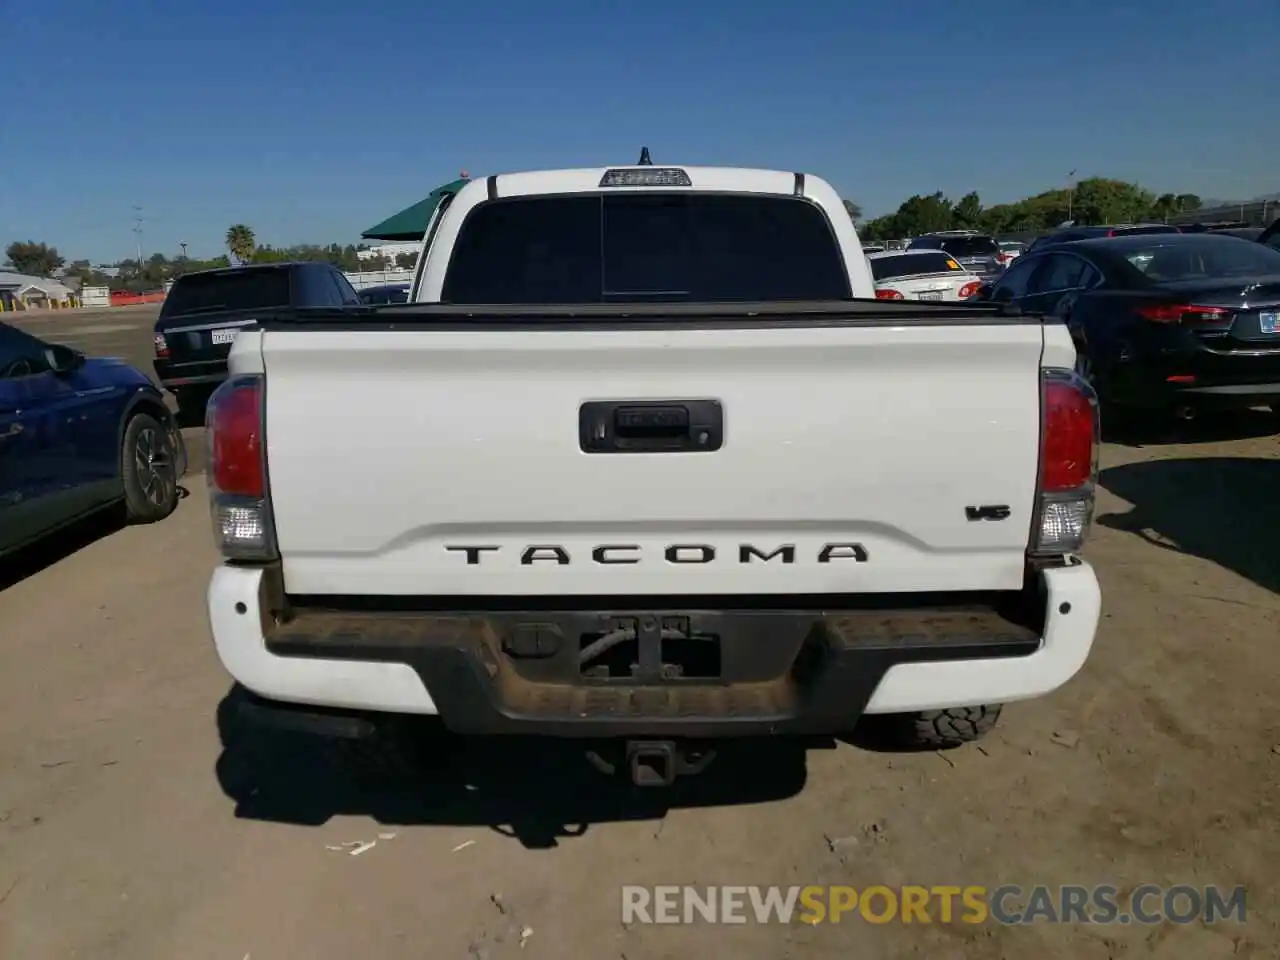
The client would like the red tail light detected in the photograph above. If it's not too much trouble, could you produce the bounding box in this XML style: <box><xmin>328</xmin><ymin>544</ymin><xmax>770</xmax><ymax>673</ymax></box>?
<box><xmin>1041</xmin><ymin>377</ymin><xmax>1096</xmax><ymax>492</ymax></box>
<box><xmin>153</xmin><ymin>333</ymin><xmax>169</xmax><ymax>359</ymax></box>
<box><xmin>1033</xmin><ymin>369</ymin><xmax>1098</xmax><ymax>556</ymax></box>
<box><xmin>957</xmin><ymin>281</ymin><xmax>981</xmax><ymax>299</ymax></box>
<box><xmin>996</xmin><ymin>253</ymin><xmax>1012</xmax><ymax>264</ymax></box>
<box><xmin>1135</xmin><ymin>304</ymin><xmax>1231</xmax><ymax>328</ymax></box>
<box><xmin>206</xmin><ymin>376</ymin><xmax>275</xmax><ymax>559</ymax></box>
<box><xmin>208</xmin><ymin>378</ymin><xmax>264</xmax><ymax>496</ymax></box>
<box><xmin>876</xmin><ymin>289</ymin><xmax>904</xmax><ymax>300</ymax></box>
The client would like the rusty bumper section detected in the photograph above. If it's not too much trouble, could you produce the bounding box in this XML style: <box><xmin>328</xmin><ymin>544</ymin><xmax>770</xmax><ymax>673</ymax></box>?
<box><xmin>262</xmin><ymin>599</ymin><xmax>1042</xmax><ymax>737</ymax></box>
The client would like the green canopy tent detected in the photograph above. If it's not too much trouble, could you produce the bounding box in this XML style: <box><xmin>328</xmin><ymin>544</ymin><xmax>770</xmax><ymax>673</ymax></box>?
<box><xmin>360</xmin><ymin>178</ymin><xmax>471</xmax><ymax>242</ymax></box>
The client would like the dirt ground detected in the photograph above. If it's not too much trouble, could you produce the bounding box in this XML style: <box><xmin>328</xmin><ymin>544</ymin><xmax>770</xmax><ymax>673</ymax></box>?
<box><xmin>1</xmin><ymin>308</ymin><xmax>1278</xmax><ymax>959</ymax></box>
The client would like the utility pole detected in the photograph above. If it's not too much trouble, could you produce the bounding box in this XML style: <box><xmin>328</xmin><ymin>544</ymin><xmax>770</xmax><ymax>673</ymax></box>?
<box><xmin>179</xmin><ymin>241</ymin><xmax>188</xmax><ymax>260</ymax></box>
<box><xmin>1066</xmin><ymin>170</ymin><xmax>1077</xmax><ymax>222</ymax></box>
<box><xmin>132</xmin><ymin>206</ymin><xmax>145</xmax><ymax>273</ymax></box>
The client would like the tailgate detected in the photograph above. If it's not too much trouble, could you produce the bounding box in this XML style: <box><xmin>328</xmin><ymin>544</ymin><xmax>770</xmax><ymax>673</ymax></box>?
<box><xmin>260</xmin><ymin>323</ymin><xmax>1046</xmax><ymax>596</ymax></box>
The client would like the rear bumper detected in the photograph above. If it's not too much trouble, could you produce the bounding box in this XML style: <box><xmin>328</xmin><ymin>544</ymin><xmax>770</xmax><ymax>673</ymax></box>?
<box><xmin>208</xmin><ymin>562</ymin><xmax>1102</xmax><ymax>736</ymax></box>
<box><xmin>154</xmin><ymin>359</ymin><xmax>227</xmax><ymax>392</ymax></box>
<box><xmin>1107</xmin><ymin>348</ymin><xmax>1280</xmax><ymax>410</ymax></box>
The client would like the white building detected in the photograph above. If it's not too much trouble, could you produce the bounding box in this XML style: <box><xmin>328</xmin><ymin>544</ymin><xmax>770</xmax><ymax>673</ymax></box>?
<box><xmin>0</xmin><ymin>271</ymin><xmax>77</xmax><ymax>309</ymax></box>
<box><xmin>357</xmin><ymin>241</ymin><xmax>420</xmax><ymax>263</ymax></box>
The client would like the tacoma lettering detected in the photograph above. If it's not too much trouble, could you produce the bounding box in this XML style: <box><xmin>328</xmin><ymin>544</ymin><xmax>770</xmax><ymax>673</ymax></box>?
<box><xmin>444</xmin><ymin>543</ymin><xmax>868</xmax><ymax>565</ymax></box>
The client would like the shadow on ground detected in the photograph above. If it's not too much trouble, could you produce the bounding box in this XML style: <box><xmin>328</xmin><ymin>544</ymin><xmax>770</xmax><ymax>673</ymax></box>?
<box><xmin>0</xmin><ymin>509</ymin><xmax>124</xmax><ymax>593</ymax></box>
<box><xmin>215</xmin><ymin>685</ymin><xmax>835</xmax><ymax>849</ymax></box>
<box><xmin>0</xmin><ymin>487</ymin><xmax>192</xmax><ymax>593</ymax></box>
<box><xmin>1098</xmin><ymin>456</ymin><xmax>1280</xmax><ymax>594</ymax></box>
<box><xmin>1102</xmin><ymin>408</ymin><xmax>1279</xmax><ymax>447</ymax></box>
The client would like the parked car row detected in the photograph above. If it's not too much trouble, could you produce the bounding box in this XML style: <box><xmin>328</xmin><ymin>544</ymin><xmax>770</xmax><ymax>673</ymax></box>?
<box><xmin>966</xmin><ymin>232</ymin><xmax>1280</xmax><ymax>421</ymax></box>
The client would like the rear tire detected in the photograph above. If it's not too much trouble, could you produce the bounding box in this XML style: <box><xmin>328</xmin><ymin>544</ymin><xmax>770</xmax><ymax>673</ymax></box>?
<box><xmin>121</xmin><ymin>412</ymin><xmax>179</xmax><ymax>524</ymax></box>
<box><xmin>860</xmin><ymin>705</ymin><xmax>1002</xmax><ymax>750</ymax></box>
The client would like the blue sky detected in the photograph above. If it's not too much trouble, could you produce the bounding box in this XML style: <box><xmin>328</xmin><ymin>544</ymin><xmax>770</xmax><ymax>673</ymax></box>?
<box><xmin>3</xmin><ymin>0</ymin><xmax>1277</xmax><ymax>263</ymax></box>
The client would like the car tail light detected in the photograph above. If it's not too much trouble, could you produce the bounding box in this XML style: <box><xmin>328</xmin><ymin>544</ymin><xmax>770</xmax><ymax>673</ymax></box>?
<box><xmin>957</xmin><ymin>281</ymin><xmax>981</xmax><ymax>299</ymax></box>
<box><xmin>206</xmin><ymin>375</ymin><xmax>276</xmax><ymax>560</ymax></box>
<box><xmin>876</xmin><ymin>289</ymin><xmax>904</xmax><ymax>300</ymax></box>
<box><xmin>996</xmin><ymin>252</ymin><xmax>1012</xmax><ymax>264</ymax></box>
<box><xmin>1032</xmin><ymin>368</ymin><xmax>1099</xmax><ymax>556</ymax></box>
<box><xmin>1135</xmin><ymin>304</ymin><xmax>1232</xmax><ymax>328</ymax></box>
<box><xmin>153</xmin><ymin>333</ymin><xmax>169</xmax><ymax>358</ymax></box>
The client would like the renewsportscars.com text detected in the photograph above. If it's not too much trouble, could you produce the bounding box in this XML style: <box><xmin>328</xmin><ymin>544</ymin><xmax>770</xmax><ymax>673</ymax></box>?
<box><xmin>621</xmin><ymin>884</ymin><xmax>1247</xmax><ymax>926</ymax></box>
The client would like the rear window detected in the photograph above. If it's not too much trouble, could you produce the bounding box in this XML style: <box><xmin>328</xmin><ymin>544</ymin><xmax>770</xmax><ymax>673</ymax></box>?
<box><xmin>937</xmin><ymin>236</ymin><xmax>999</xmax><ymax>257</ymax></box>
<box><xmin>440</xmin><ymin>194</ymin><xmax>851</xmax><ymax>303</ymax></box>
<box><xmin>163</xmin><ymin>269</ymin><xmax>292</xmax><ymax>316</ymax></box>
<box><xmin>869</xmin><ymin>252</ymin><xmax>963</xmax><ymax>281</ymax></box>
<box><xmin>1122</xmin><ymin>238</ymin><xmax>1280</xmax><ymax>281</ymax></box>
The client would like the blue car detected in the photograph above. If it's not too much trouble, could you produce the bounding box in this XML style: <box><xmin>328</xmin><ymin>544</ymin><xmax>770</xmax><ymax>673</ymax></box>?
<box><xmin>0</xmin><ymin>320</ymin><xmax>186</xmax><ymax>556</ymax></box>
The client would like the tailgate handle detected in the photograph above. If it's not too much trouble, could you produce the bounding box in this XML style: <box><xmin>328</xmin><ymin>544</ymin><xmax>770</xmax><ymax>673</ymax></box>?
<box><xmin>615</xmin><ymin>405</ymin><xmax>689</xmax><ymax>437</ymax></box>
<box><xmin>580</xmin><ymin>400</ymin><xmax>723</xmax><ymax>454</ymax></box>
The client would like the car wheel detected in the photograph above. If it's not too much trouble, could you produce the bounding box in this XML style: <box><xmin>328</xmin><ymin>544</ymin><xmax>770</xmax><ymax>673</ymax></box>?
<box><xmin>121</xmin><ymin>412</ymin><xmax>180</xmax><ymax>524</ymax></box>
<box><xmin>856</xmin><ymin>705</ymin><xmax>1002</xmax><ymax>750</ymax></box>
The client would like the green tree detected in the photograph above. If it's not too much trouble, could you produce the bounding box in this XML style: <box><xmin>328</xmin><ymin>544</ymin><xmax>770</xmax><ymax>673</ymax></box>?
<box><xmin>394</xmin><ymin>251</ymin><xmax>418</xmax><ymax>270</ymax></box>
<box><xmin>952</xmin><ymin>192</ymin><xmax>983</xmax><ymax>229</ymax></box>
<box><xmin>5</xmin><ymin>241</ymin><xmax>65</xmax><ymax>276</ymax></box>
<box><xmin>842</xmin><ymin>199</ymin><xmax>863</xmax><ymax>223</ymax></box>
<box><xmin>225</xmin><ymin>224</ymin><xmax>256</xmax><ymax>263</ymax></box>
<box><xmin>892</xmin><ymin>192</ymin><xmax>955</xmax><ymax>237</ymax></box>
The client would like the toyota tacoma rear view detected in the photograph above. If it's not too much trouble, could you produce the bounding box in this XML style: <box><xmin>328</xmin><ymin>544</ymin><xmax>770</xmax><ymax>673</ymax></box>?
<box><xmin>204</xmin><ymin>160</ymin><xmax>1102</xmax><ymax>786</ymax></box>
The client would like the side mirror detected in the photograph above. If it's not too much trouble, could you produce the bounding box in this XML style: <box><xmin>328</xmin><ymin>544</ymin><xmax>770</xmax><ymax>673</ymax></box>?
<box><xmin>45</xmin><ymin>344</ymin><xmax>84</xmax><ymax>375</ymax></box>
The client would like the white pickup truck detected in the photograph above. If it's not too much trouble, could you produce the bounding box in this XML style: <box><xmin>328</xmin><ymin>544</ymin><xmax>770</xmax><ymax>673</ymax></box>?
<box><xmin>206</xmin><ymin>161</ymin><xmax>1102</xmax><ymax>786</ymax></box>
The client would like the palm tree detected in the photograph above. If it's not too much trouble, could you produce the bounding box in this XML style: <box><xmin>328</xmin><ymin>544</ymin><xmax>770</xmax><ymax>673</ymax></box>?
<box><xmin>225</xmin><ymin>224</ymin><xmax>256</xmax><ymax>264</ymax></box>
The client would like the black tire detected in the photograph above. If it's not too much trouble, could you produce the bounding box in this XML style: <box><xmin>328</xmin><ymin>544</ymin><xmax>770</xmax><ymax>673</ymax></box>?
<box><xmin>862</xmin><ymin>705</ymin><xmax>1002</xmax><ymax>750</ymax></box>
<box><xmin>121</xmin><ymin>412</ymin><xmax>180</xmax><ymax>524</ymax></box>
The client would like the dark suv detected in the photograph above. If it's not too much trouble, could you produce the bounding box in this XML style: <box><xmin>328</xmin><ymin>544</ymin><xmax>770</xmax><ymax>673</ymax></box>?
<box><xmin>906</xmin><ymin>231</ymin><xmax>1004</xmax><ymax>277</ymax></box>
<box><xmin>154</xmin><ymin>262</ymin><xmax>361</xmax><ymax>422</ymax></box>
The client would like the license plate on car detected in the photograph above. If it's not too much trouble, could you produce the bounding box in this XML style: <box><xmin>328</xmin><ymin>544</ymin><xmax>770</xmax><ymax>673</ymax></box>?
<box><xmin>211</xmin><ymin>328</ymin><xmax>237</xmax><ymax>345</ymax></box>
<box><xmin>1261</xmin><ymin>312</ymin><xmax>1279</xmax><ymax>334</ymax></box>
<box><xmin>917</xmin><ymin>291</ymin><xmax>943</xmax><ymax>301</ymax></box>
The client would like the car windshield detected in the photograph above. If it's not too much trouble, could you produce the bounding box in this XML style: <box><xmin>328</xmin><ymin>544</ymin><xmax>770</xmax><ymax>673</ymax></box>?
<box><xmin>999</xmin><ymin>242</ymin><xmax>1023</xmax><ymax>252</ymax></box>
<box><xmin>869</xmin><ymin>252</ymin><xmax>965</xmax><ymax>281</ymax></box>
<box><xmin>163</xmin><ymin>268</ymin><xmax>292</xmax><ymax>316</ymax></box>
<box><xmin>441</xmin><ymin>193</ymin><xmax>851</xmax><ymax>303</ymax></box>
<box><xmin>1123</xmin><ymin>239</ymin><xmax>1280</xmax><ymax>281</ymax></box>
<box><xmin>938</xmin><ymin>236</ymin><xmax>999</xmax><ymax>257</ymax></box>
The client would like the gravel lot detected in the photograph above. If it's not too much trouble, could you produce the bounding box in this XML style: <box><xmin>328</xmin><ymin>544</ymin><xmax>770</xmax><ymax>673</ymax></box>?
<box><xmin>1</xmin><ymin>306</ymin><xmax>1278</xmax><ymax>959</ymax></box>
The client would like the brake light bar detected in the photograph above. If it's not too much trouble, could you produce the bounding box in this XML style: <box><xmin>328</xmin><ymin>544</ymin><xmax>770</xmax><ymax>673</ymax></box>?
<box><xmin>599</xmin><ymin>168</ymin><xmax>692</xmax><ymax>188</ymax></box>
<box><xmin>1032</xmin><ymin>368</ymin><xmax>1099</xmax><ymax>556</ymax></box>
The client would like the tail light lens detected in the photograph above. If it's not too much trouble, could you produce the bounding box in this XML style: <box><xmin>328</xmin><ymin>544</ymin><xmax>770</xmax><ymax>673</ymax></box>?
<box><xmin>1135</xmin><ymin>304</ymin><xmax>1232</xmax><ymax>329</ymax></box>
<box><xmin>996</xmin><ymin>253</ymin><xmax>1012</xmax><ymax>265</ymax></box>
<box><xmin>957</xmin><ymin>281</ymin><xmax>981</xmax><ymax>299</ymax></box>
<box><xmin>1032</xmin><ymin>368</ymin><xmax>1099</xmax><ymax>556</ymax></box>
<box><xmin>206</xmin><ymin>375</ymin><xmax>276</xmax><ymax>560</ymax></box>
<box><xmin>153</xmin><ymin>333</ymin><xmax>169</xmax><ymax>358</ymax></box>
<box><xmin>876</xmin><ymin>289</ymin><xmax>904</xmax><ymax>300</ymax></box>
